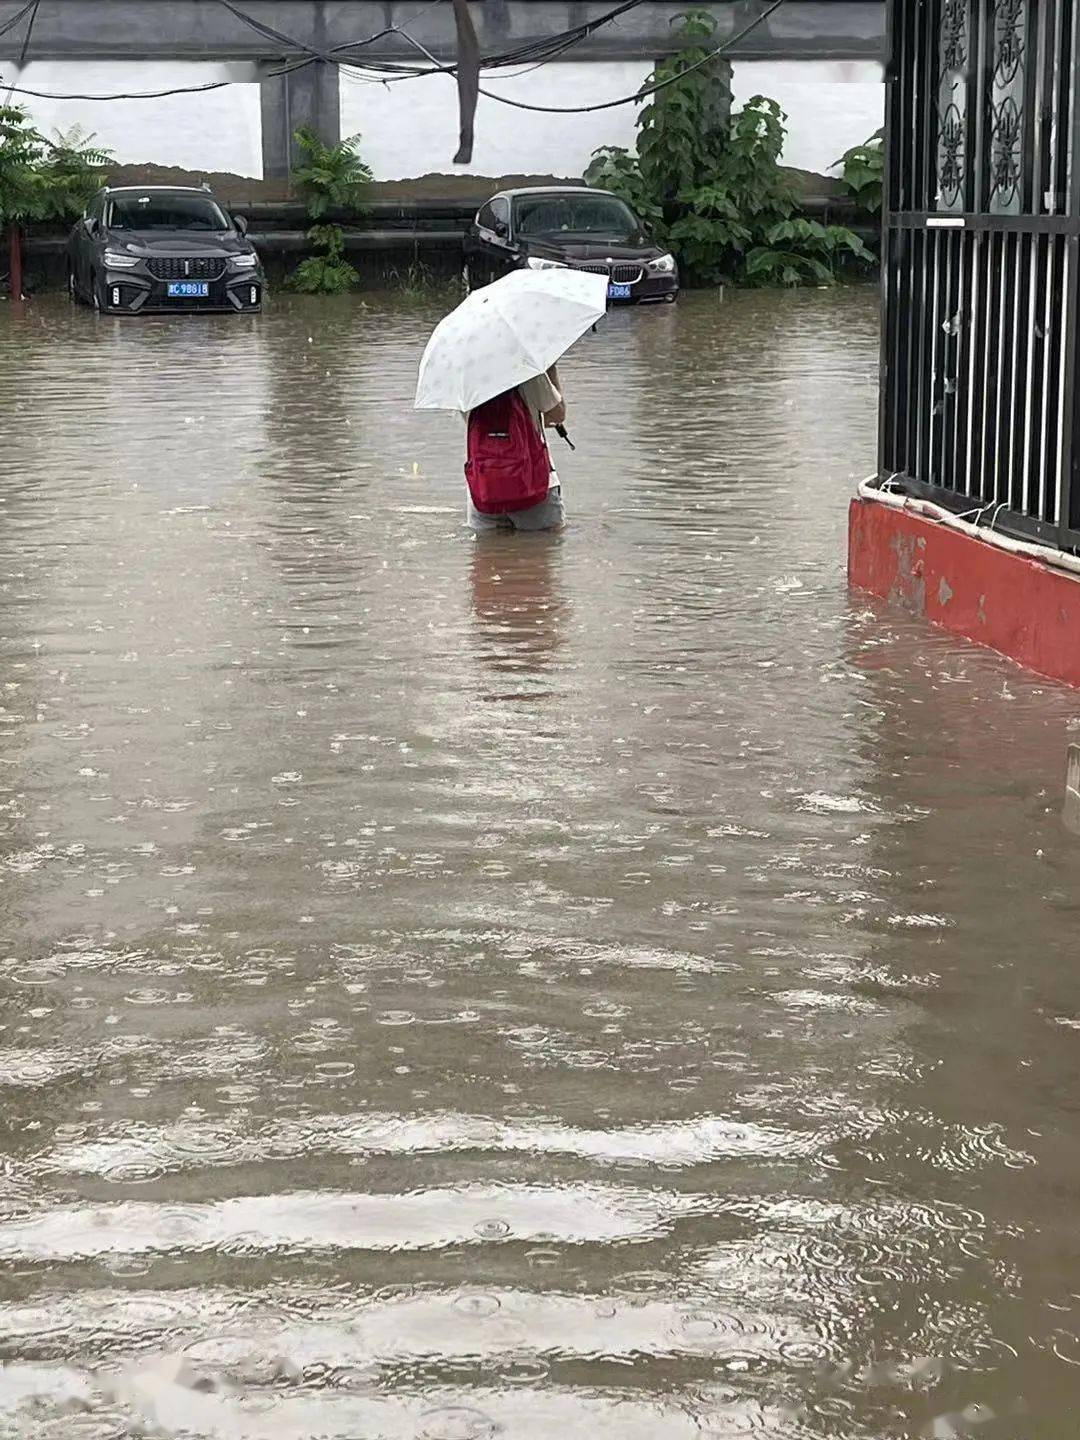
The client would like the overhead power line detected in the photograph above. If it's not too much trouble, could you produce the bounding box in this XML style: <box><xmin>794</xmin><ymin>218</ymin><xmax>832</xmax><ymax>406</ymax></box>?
<box><xmin>0</xmin><ymin>0</ymin><xmax>651</xmax><ymax>101</ymax></box>
<box><xmin>3</xmin><ymin>0</ymin><xmax>38</xmax><ymax>104</ymax></box>
<box><xmin>0</xmin><ymin>0</ymin><xmax>785</xmax><ymax>118</ymax></box>
<box><xmin>478</xmin><ymin>0</ymin><xmax>787</xmax><ymax>113</ymax></box>
<box><xmin>0</xmin><ymin>0</ymin><xmax>36</xmax><ymax>42</ymax></box>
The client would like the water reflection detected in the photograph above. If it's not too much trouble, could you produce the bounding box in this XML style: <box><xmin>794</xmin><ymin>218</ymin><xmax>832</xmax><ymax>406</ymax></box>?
<box><xmin>1</xmin><ymin>289</ymin><xmax>1080</xmax><ymax>1438</ymax></box>
<box><xmin>469</xmin><ymin>534</ymin><xmax>568</xmax><ymax>690</ymax></box>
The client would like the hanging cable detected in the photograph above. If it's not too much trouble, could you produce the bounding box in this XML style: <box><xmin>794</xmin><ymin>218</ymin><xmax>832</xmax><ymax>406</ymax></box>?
<box><xmin>477</xmin><ymin>0</ymin><xmax>786</xmax><ymax>113</ymax></box>
<box><xmin>0</xmin><ymin>0</ymin><xmax>654</xmax><ymax>101</ymax></box>
<box><xmin>2</xmin><ymin>0</ymin><xmax>38</xmax><ymax>105</ymax></box>
<box><xmin>0</xmin><ymin>0</ymin><xmax>36</xmax><ymax>43</ymax></box>
<box><xmin>0</xmin><ymin>77</ymin><xmax>238</xmax><ymax>100</ymax></box>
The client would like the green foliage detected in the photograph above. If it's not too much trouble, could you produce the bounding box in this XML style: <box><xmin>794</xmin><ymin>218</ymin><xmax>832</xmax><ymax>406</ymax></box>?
<box><xmin>290</xmin><ymin>127</ymin><xmax>372</xmax><ymax>220</ymax></box>
<box><xmin>0</xmin><ymin>106</ymin><xmax>47</xmax><ymax>226</ymax></box>
<box><xmin>584</xmin><ymin>12</ymin><xmax>872</xmax><ymax>287</ymax></box>
<box><xmin>582</xmin><ymin>146</ymin><xmax>663</xmax><ymax>229</ymax></box>
<box><xmin>1</xmin><ymin>110</ymin><xmax>112</xmax><ymax>227</ymax></box>
<box><xmin>634</xmin><ymin>9</ymin><xmax>732</xmax><ymax>208</ymax></box>
<box><xmin>40</xmin><ymin>125</ymin><xmax>113</xmax><ymax>220</ymax></box>
<box><xmin>837</xmin><ymin>130</ymin><xmax>884</xmax><ymax>215</ymax></box>
<box><xmin>290</xmin><ymin>252</ymin><xmax>360</xmax><ymax>293</ymax></box>
<box><xmin>747</xmin><ymin>219</ymin><xmax>872</xmax><ymax>287</ymax></box>
<box><xmin>288</xmin><ymin>128</ymin><xmax>372</xmax><ymax>293</ymax></box>
<box><xmin>289</xmin><ymin>221</ymin><xmax>359</xmax><ymax>293</ymax></box>
<box><xmin>386</xmin><ymin>259</ymin><xmax>462</xmax><ymax>301</ymax></box>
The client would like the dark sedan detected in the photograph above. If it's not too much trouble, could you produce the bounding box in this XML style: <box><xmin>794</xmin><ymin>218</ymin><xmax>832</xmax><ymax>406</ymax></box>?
<box><xmin>464</xmin><ymin>186</ymin><xmax>678</xmax><ymax>304</ymax></box>
<box><xmin>68</xmin><ymin>186</ymin><xmax>264</xmax><ymax>315</ymax></box>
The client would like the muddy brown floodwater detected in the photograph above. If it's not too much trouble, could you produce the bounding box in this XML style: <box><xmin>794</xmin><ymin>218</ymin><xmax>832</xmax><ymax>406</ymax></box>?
<box><xmin>1</xmin><ymin>289</ymin><xmax>1080</xmax><ymax>1438</ymax></box>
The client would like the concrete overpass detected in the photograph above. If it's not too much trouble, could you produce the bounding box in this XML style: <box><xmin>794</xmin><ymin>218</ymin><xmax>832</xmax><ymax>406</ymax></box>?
<box><xmin>0</xmin><ymin>1</ymin><xmax>884</xmax><ymax>176</ymax></box>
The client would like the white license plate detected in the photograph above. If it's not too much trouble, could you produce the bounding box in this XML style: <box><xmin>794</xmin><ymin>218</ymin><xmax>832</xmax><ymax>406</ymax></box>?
<box><xmin>167</xmin><ymin>281</ymin><xmax>209</xmax><ymax>298</ymax></box>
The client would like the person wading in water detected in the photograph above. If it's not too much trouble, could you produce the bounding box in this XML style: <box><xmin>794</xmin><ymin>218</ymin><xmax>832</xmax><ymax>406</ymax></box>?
<box><xmin>464</xmin><ymin>365</ymin><xmax>568</xmax><ymax>533</ymax></box>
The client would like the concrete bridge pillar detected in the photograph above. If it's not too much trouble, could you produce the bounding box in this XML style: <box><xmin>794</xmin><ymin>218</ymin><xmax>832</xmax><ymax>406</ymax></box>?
<box><xmin>260</xmin><ymin>59</ymin><xmax>341</xmax><ymax>180</ymax></box>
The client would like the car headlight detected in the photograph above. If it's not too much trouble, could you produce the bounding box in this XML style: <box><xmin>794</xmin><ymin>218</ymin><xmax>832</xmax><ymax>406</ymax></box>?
<box><xmin>230</xmin><ymin>253</ymin><xmax>258</xmax><ymax>271</ymax></box>
<box><xmin>646</xmin><ymin>253</ymin><xmax>677</xmax><ymax>274</ymax></box>
<box><xmin>104</xmin><ymin>249</ymin><xmax>140</xmax><ymax>268</ymax></box>
<box><xmin>525</xmin><ymin>257</ymin><xmax>566</xmax><ymax>271</ymax></box>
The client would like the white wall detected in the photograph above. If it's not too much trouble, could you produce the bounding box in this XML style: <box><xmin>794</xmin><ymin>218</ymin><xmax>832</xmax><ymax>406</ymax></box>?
<box><xmin>1</xmin><ymin>56</ymin><xmax>882</xmax><ymax>185</ymax></box>
<box><xmin>731</xmin><ymin>60</ymin><xmax>883</xmax><ymax>176</ymax></box>
<box><xmin>340</xmin><ymin>61</ymin><xmax>651</xmax><ymax>180</ymax></box>
<box><xmin>6</xmin><ymin>62</ymin><xmax>263</xmax><ymax>178</ymax></box>
<box><xmin>341</xmin><ymin>57</ymin><xmax>882</xmax><ymax>183</ymax></box>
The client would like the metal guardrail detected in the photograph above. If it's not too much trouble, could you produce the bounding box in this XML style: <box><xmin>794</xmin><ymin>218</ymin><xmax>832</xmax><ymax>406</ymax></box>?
<box><xmin>24</xmin><ymin>192</ymin><xmax>875</xmax><ymax>267</ymax></box>
<box><xmin>878</xmin><ymin>0</ymin><xmax>1080</xmax><ymax>552</ymax></box>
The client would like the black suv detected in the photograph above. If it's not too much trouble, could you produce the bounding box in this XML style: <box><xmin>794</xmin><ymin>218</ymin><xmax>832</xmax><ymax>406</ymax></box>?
<box><xmin>68</xmin><ymin>185</ymin><xmax>264</xmax><ymax>315</ymax></box>
<box><xmin>464</xmin><ymin>186</ymin><xmax>678</xmax><ymax>304</ymax></box>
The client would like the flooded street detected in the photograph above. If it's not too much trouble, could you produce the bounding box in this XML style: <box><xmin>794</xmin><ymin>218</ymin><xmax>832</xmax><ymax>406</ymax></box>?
<box><xmin>4</xmin><ymin>287</ymin><xmax>1080</xmax><ymax>1437</ymax></box>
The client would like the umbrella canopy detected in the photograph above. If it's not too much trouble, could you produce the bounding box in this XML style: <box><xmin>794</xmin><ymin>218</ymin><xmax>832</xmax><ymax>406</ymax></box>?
<box><xmin>414</xmin><ymin>268</ymin><xmax>608</xmax><ymax>413</ymax></box>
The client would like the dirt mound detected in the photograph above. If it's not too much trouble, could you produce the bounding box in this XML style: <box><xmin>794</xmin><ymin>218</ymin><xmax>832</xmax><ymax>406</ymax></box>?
<box><xmin>93</xmin><ymin>165</ymin><xmax>584</xmax><ymax>205</ymax></box>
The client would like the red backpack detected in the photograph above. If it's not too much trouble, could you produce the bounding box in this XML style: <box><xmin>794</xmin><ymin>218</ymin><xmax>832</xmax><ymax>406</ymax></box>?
<box><xmin>465</xmin><ymin>390</ymin><xmax>551</xmax><ymax>515</ymax></box>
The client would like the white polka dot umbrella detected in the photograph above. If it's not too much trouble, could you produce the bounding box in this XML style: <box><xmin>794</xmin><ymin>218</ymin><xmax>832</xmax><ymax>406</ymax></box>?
<box><xmin>414</xmin><ymin>268</ymin><xmax>608</xmax><ymax>412</ymax></box>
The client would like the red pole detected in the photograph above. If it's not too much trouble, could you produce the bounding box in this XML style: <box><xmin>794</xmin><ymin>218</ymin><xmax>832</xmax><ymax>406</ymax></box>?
<box><xmin>8</xmin><ymin>223</ymin><xmax>22</xmax><ymax>299</ymax></box>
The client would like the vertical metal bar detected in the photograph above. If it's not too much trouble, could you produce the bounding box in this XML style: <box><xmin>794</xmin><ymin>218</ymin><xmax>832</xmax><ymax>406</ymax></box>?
<box><xmin>1030</xmin><ymin>233</ymin><xmax>1049</xmax><ymax>520</ymax></box>
<box><xmin>1020</xmin><ymin>232</ymin><xmax>1039</xmax><ymax>516</ymax></box>
<box><xmin>1019</xmin><ymin>0</ymin><xmax>1038</xmax><ymax>213</ymax></box>
<box><xmin>940</xmin><ymin>229</ymin><xmax>959</xmax><ymax>495</ymax></box>
<box><xmin>1053</xmin><ymin>0</ymin><xmax>1071</xmax><ymax>210</ymax></box>
<box><xmin>965</xmin><ymin>230</ymin><xmax>985</xmax><ymax>499</ymax></box>
<box><xmin>1008</xmin><ymin>230</ymin><xmax>1025</xmax><ymax>512</ymax></box>
<box><xmin>899</xmin><ymin>0</ymin><xmax>915</xmax><ymax>213</ymax></box>
<box><xmin>912</xmin><ymin>228</ymin><xmax>931</xmax><ymax>483</ymax></box>
<box><xmin>919</xmin><ymin>0</ymin><xmax>939</xmax><ymax>210</ymax></box>
<box><xmin>1060</xmin><ymin>0</ymin><xmax>1080</xmax><ymax>534</ymax></box>
<box><xmin>971</xmin><ymin>0</ymin><xmax>993</xmax><ymax>213</ymax></box>
<box><xmin>994</xmin><ymin>233</ymin><xmax>1012</xmax><ymax>507</ymax></box>
<box><xmin>1040</xmin><ymin>235</ymin><xmax>1057</xmax><ymax>522</ymax></box>
<box><xmin>923</xmin><ymin>225</ymin><xmax>935</xmax><ymax>485</ymax></box>
<box><xmin>879</xmin><ymin>0</ymin><xmax>900</xmax><ymax>476</ymax></box>
<box><xmin>949</xmin><ymin>228</ymin><xmax>972</xmax><ymax>495</ymax></box>
<box><xmin>926</xmin><ymin>228</ymin><xmax>945</xmax><ymax>485</ymax></box>
<box><xmin>980</xmin><ymin>231</ymin><xmax>1003</xmax><ymax>503</ymax></box>
<box><xmin>1057</xmin><ymin>237</ymin><xmax>1074</xmax><ymax>529</ymax></box>
<box><xmin>1033</xmin><ymin>0</ymin><xmax>1056</xmax><ymax>212</ymax></box>
<box><xmin>891</xmin><ymin>232</ymin><xmax>906</xmax><ymax>475</ymax></box>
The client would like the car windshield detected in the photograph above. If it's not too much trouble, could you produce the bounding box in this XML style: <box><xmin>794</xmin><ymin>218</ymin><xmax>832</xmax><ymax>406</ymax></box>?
<box><xmin>514</xmin><ymin>194</ymin><xmax>642</xmax><ymax>240</ymax></box>
<box><xmin>108</xmin><ymin>195</ymin><xmax>229</xmax><ymax>231</ymax></box>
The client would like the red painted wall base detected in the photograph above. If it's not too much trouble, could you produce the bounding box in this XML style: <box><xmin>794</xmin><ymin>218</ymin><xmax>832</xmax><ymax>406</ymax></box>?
<box><xmin>848</xmin><ymin>496</ymin><xmax>1080</xmax><ymax>687</ymax></box>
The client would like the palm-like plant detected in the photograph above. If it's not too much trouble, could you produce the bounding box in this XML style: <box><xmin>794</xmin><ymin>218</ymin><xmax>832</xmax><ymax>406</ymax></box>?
<box><xmin>289</xmin><ymin>127</ymin><xmax>372</xmax><ymax>293</ymax></box>
<box><xmin>40</xmin><ymin>125</ymin><xmax>113</xmax><ymax>218</ymax></box>
<box><xmin>1</xmin><ymin>110</ymin><xmax>112</xmax><ymax>296</ymax></box>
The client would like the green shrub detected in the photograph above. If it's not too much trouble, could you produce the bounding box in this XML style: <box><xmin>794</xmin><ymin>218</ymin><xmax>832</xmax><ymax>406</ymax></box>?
<box><xmin>288</xmin><ymin>127</ymin><xmax>372</xmax><ymax>293</ymax></box>
<box><xmin>584</xmin><ymin>12</ymin><xmax>871</xmax><ymax>287</ymax></box>
<box><xmin>837</xmin><ymin>130</ymin><xmax>885</xmax><ymax>215</ymax></box>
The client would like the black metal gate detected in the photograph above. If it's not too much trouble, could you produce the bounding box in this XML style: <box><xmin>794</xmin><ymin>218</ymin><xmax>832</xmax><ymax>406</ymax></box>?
<box><xmin>879</xmin><ymin>0</ymin><xmax>1080</xmax><ymax>549</ymax></box>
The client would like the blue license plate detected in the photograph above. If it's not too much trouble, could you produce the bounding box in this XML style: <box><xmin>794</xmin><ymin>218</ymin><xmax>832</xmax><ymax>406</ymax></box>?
<box><xmin>166</xmin><ymin>281</ymin><xmax>209</xmax><ymax>298</ymax></box>
<box><xmin>608</xmin><ymin>283</ymin><xmax>632</xmax><ymax>300</ymax></box>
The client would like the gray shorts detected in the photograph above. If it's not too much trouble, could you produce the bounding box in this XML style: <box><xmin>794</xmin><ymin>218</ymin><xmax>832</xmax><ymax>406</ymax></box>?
<box><xmin>467</xmin><ymin>485</ymin><xmax>565</xmax><ymax>533</ymax></box>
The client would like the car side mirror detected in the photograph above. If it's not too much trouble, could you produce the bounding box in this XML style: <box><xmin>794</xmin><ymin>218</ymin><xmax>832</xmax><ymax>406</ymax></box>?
<box><xmin>494</xmin><ymin>219</ymin><xmax>509</xmax><ymax>239</ymax></box>
<box><xmin>234</xmin><ymin>214</ymin><xmax>248</xmax><ymax>236</ymax></box>
<box><xmin>85</xmin><ymin>217</ymin><xmax>100</xmax><ymax>238</ymax></box>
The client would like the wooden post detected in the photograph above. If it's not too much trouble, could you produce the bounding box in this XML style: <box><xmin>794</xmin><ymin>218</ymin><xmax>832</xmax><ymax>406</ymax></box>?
<box><xmin>451</xmin><ymin>0</ymin><xmax>479</xmax><ymax>165</ymax></box>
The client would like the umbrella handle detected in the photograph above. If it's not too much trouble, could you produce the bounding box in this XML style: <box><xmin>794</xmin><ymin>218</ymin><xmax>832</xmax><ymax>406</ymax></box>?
<box><xmin>554</xmin><ymin>424</ymin><xmax>576</xmax><ymax>451</ymax></box>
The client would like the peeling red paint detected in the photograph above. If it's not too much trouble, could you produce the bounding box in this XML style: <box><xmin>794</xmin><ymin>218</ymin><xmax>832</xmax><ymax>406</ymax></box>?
<box><xmin>848</xmin><ymin>498</ymin><xmax>1080</xmax><ymax>687</ymax></box>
